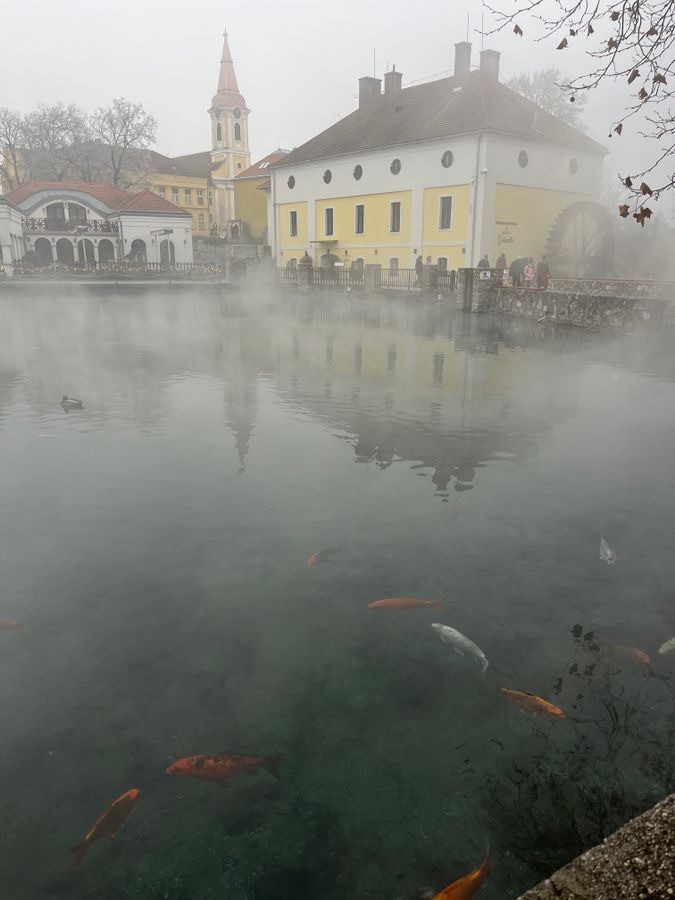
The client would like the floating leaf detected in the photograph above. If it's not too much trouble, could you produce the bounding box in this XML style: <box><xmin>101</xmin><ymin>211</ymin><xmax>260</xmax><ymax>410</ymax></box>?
<box><xmin>514</xmin><ymin>24</ymin><xmax>523</xmax><ymax>36</ymax></box>
<box><xmin>618</xmin><ymin>204</ymin><xmax>630</xmax><ymax>217</ymax></box>
<box><xmin>614</xmin><ymin>123</ymin><xmax>623</xmax><ymax>135</ymax></box>
<box><xmin>584</xmin><ymin>631</ymin><xmax>595</xmax><ymax>641</ymax></box>
<box><xmin>576</xmin><ymin>693</ymin><xmax>584</xmax><ymax>700</ymax></box>
<box><xmin>624</xmin><ymin>176</ymin><xmax>633</xmax><ymax>188</ymax></box>
<box><xmin>553</xmin><ymin>677</ymin><xmax>563</xmax><ymax>693</ymax></box>
<box><xmin>557</xmin><ymin>38</ymin><xmax>568</xmax><ymax>50</ymax></box>
<box><xmin>640</xmin><ymin>182</ymin><xmax>653</xmax><ymax>196</ymax></box>
<box><xmin>628</xmin><ymin>69</ymin><xmax>640</xmax><ymax>84</ymax></box>
<box><xmin>584</xmin><ymin>664</ymin><xmax>596</xmax><ymax>676</ymax></box>
<box><xmin>572</xmin><ymin>624</ymin><xmax>583</xmax><ymax>638</ymax></box>
<box><xmin>569</xmin><ymin>663</ymin><xmax>579</xmax><ymax>674</ymax></box>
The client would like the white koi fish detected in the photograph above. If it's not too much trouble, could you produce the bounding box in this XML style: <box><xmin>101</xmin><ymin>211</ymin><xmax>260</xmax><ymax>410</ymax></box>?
<box><xmin>658</xmin><ymin>637</ymin><xmax>675</xmax><ymax>656</ymax></box>
<box><xmin>600</xmin><ymin>535</ymin><xmax>617</xmax><ymax>566</ymax></box>
<box><xmin>431</xmin><ymin>624</ymin><xmax>489</xmax><ymax>675</ymax></box>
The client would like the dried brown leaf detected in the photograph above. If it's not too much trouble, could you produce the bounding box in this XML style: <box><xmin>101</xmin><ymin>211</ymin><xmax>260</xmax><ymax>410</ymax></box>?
<box><xmin>638</xmin><ymin>87</ymin><xmax>649</xmax><ymax>100</ymax></box>
<box><xmin>640</xmin><ymin>182</ymin><xmax>653</xmax><ymax>196</ymax></box>
<box><xmin>654</xmin><ymin>74</ymin><xmax>667</xmax><ymax>85</ymax></box>
<box><xmin>514</xmin><ymin>24</ymin><xmax>523</xmax><ymax>36</ymax></box>
<box><xmin>647</xmin><ymin>26</ymin><xmax>658</xmax><ymax>36</ymax></box>
<box><xmin>557</xmin><ymin>38</ymin><xmax>568</xmax><ymax>50</ymax></box>
<box><xmin>624</xmin><ymin>177</ymin><xmax>633</xmax><ymax>188</ymax></box>
<box><xmin>608</xmin><ymin>38</ymin><xmax>618</xmax><ymax>50</ymax></box>
<box><xmin>587</xmin><ymin>23</ymin><xmax>594</xmax><ymax>35</ymax></box>
<box><xmin>618</xmin><ymin>204</ymin><xmax>630</xmax><ymax>218</ymax></box>
<box><xmin>627</xmin><ymin>69</ymin><xmax>640</xmax><ymax>84</ymax></box>
<box><xmin>614</xmin><ymin>123</ymin><xmax>623</xmax><ymax>135</ymax></box>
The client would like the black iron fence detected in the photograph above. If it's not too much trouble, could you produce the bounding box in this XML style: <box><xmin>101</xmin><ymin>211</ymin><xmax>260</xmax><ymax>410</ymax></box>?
<box><xmin>278</xmin><ymin>266</ymin><xmax>423</xmax><ymax>292</ymax></box>
<box><xmin>10</xmin><ymin>260</ymin><xmax>228</xmax><ymax>279</ymax></box>
<box><xmin>379</xmin><ymin>268</ymin><xmax>419</xmax><ymax>291</ymax></box>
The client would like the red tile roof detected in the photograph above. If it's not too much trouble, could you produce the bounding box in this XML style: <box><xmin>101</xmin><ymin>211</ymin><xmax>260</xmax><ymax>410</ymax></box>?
<box><xmin>112</xmin><ymin>189</ymin><xmax>191</xmax><ymax>215</ymax></box>
<box><xmin>237</xmin><ymin>149</ymin><xmax>290</xmax><ymax>179</ymax></box>
<box><xmin>5</xmin><ymin>180</ymin><xmax>132</xmax><ymax>208</ymax></box>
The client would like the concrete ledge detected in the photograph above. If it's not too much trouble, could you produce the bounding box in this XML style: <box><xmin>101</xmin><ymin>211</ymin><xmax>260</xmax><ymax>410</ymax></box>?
<box><xmin>518</xmin><ymin>793</ymin><xmax>675</xmax><ymax>899</ymax></box>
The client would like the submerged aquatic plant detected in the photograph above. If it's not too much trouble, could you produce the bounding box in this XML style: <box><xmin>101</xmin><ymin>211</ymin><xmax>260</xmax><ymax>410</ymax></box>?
<box><xmin>485</xmin><ymin>625</ymin><xmax>675</xmax><ymax>875</ymax></box>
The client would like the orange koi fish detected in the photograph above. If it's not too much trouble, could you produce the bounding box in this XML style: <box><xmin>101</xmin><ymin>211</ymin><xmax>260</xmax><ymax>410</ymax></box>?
<box><xmin>433</xmin><ymin>848</ymin><xmax>491</xmax><ymax>899</ymax></box>
<box><xmin>0</xmin><ymin>619</ymin><xmax>22</xmax><ymax>630</ymax></box>
<box><xmin>71</xmin><ymin>789</ymin><xmax>140</xmax><ymax>867</ymax></box>
<box><xmin>166</xmin><ymin>752</ymin><xmax>283</xmax><ymax>783</ymax></box>
<box><xmin>501</xmin><ymin>688</ymin><xmax>565</xmax><ymax>719</ymax></box>
<box><xmin>368</xmin><ymin>598</ymin><xmax>443</xmax><ymax>611</ymax></box>
<box><xmin>306</xmin><ymin>546</ymin><xmax>341</xmax><ymax>569</ymax></box>
<box><xmin>613</xmin><ymin>645</ymin><xmax>652</xmax><ymax>666</ymax></box>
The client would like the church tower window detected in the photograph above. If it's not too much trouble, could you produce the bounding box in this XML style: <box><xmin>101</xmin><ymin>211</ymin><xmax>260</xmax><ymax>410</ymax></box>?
<box><xmin>234</xmin><ymin>123</ymin><xmax>241</xmax><ymax>141</ymax></box>
<box><xmin>216</xmin><ymin>123</ymin><xmax>222</xmax><ymax>142</ymax></box>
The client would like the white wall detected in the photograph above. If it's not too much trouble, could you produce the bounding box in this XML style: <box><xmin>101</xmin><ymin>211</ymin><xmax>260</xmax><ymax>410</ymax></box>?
<box><xmin>117</xmin><ymin>214</ymin><xmax>194</xmax><ymax>264</ymax></box>
<box><xmin>0</xmin><ymin>202</ymin><xmax>25</xmax><ymax>272</ymax></box>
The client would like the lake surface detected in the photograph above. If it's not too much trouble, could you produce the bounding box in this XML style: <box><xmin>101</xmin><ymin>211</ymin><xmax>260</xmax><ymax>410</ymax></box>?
<box><xmin>0</xmin><ymin>287</ymin><xmax>674</xmax><ymax>899</ymax></box>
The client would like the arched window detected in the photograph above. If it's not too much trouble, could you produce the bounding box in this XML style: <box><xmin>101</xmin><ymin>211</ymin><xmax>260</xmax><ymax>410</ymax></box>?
<box><xmin>98</xmin><ymin>239</ymin><xmax>114</xmax><ymax>264</ymax></box>
<box><xmin>216</xmin><ymin>123</ymin><xmax>222</xmax><ymax>142</ymax></box>
<box><xmin>234</xmin><ymin>122</ymin><xmax>241</xmax><ymax>141</ymax></box>
<box><xmin>130</xmin><ymin>238</ymin><xmax>147</xmax><ymax>264</ymax></box>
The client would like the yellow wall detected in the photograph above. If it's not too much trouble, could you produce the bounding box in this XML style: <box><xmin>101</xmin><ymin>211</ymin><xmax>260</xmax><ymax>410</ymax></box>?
<box><xmin>146</xmin><ymin>172</ymin><xmax>210</xmax><ymax>236</ymax></box>
<box><xmin>312</xmin><ymin>192</ymin><xmax>411</xmax><ymax>265</ymax></box>
<box><xmin>234</xmin><ymin>177</ymin><xmax>268</xmax><ymax>241</ymax></box>
<box><xmin>421</xmin><ymin>184</ymin><xmax>470</xmax><ymax>269</ymax></box>
<box><xmin>279</xmin><ymin>201</ymin><xmax>308</xmax><ymax>260</ymax></box>
<box><xmin>493</xmin><ymin>184</ymin><xmax>590</xmax><ymax>262</ymax></box>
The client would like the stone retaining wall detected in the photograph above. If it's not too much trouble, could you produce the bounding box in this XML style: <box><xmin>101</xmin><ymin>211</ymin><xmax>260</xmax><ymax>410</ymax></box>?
<box><xmin>550</xmin><ymin>277</ymin><xmax>675</xmax><ymax>301</ymax></box>
<box><xmin>518</xmin><ymin>793</ymin><xmax>675</xmax><ymax>899</ymax></box>
<box><xmin>492</xmin><ymin>287</ymin><xmax>675</xmax><ymax>330</ymax></box>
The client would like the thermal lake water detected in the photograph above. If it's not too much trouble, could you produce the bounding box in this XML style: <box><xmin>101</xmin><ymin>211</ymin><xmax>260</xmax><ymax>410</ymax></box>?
<box><xmin>0</xmin><ymin>288</ymin><xmax>674</xmax><ymax>899</ymax></box>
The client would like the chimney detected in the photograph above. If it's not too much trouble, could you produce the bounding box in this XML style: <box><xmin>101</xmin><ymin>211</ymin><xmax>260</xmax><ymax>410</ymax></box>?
<box><xmin>359</xmin><ymin>76</ymin><xmax>382</xmax><ymax>108</ymax></box>
<box><xmin>479</xmin><ymin>49</ymin><xmax>500</xmax><ymax>81</ymax></box>
<box><xmin>454</xmin><ymin>41</ymin><xmax>471</xmax><ymax>78</ymax></box>
<box><xmin>384</xmin><ymin>65</ymin><xmax>403</xmax><ymax>95</ymax></box>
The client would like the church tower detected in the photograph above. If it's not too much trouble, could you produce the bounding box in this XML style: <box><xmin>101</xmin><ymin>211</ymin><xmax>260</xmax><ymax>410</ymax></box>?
<box><xmin>209</xmin><ymin>29</ymin><xmax>251</xmax><ymax>236</ymax></box>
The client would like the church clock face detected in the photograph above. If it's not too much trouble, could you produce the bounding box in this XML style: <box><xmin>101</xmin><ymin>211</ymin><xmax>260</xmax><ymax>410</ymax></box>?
<box><xmin>233</xmin><ymin>107</ymin><xmax>241</xmax><ymax>119</ymax></box>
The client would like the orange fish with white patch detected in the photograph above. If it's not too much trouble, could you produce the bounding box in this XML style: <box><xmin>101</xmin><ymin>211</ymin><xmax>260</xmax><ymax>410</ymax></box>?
<box><xmin>306</xmin><ymin>546</ymin><xmax>342</xmax><ymax>569</ymax></box>
<box><xmin>0</xmin><ymin>619</ymin><xmax>22</xmax><ymax>630</ymax></box>
<box><xmin>166</xmin><ymin>751</ymin><xmax>283</xmax><ymax>783</ymax></box>
<box><xmin>71</xmin><ymin>789</ymin><xmax>140</xmax><ymax>867</ymax></box>
<box><xmin>368</xmin><ymin>598</ymin><xmax>443</xmax><ymax>611</ymax></box>
<box><xmin>501</xmin><ymin>688</ymin><xmax>565</xmax><ymax>719</ymax></box>
<box><xmin>433</xmin><ymin>848</ymin><xmax>491</xmax><ymax>899</ymax></box>
<box><xmin>612</xmin><ymin>645</ymin><xmax>652</xmax><ymax>666</ymax></box>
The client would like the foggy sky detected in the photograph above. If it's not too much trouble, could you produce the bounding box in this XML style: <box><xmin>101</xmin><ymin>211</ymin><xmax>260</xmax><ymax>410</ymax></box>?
<box><xmin>0</xmin><ymin>0</ymin><xmax>651</xmax><ymax>193</ymax></box>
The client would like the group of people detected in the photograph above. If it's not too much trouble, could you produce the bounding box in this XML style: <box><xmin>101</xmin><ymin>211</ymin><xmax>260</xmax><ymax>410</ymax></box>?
<box><xmin>489</xmin><ymin>252</ymin><xmax>550</xmax><ymax>290</ymax></box>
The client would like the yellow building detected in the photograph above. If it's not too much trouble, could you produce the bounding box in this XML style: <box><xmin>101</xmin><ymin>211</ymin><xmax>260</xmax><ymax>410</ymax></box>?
<box><xmin>270</xmin><ymin>44</ymin><xmax>608</xmax><ymax>276</ymax></box>
<box><xmin>147</xmin><ymin>152</ymin><xmax>212</xmax><ymax>237</ymax></box>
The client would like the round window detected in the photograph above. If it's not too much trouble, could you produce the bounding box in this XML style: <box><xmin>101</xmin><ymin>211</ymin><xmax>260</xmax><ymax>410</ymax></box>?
<box><xmin>287</xmin><ymin>175</ymin><xmax>295</xmax><ymax>189</ymax></box>
<box><xmin>569</xmin><ymin>157</ymin><xmax>579</xmax><ymax>174</ymax></box>
<box><xmin>353</xmin><ymin>164</ymin><xmax>363</xmax><ymax>181</ymax></box>
<box><xmin>518</xmin><ymin>150</ymin><xmax>529</xmax><ymax>168</ymax></box>
<box><xmin>323</xmin><ymin>169</ymin><xmax>332</xmax><ymax>184</ymax></box>
<box><xmin>441</xmin><ymin>150</ymin><xmax>454</xmax><ymax>168</ymax></box>
<box><xmin>390</xmin><ymin>158</ymin><xmax>402</xmax><ymax>175</ymax></box>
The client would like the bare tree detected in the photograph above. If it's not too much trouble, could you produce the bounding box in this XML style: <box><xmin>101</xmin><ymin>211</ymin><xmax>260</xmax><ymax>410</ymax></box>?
<box><xmin>23</xmin><ymin>102</ymin><xmax>91</xmax><ymax>182</ymax></box>
<box><xmin>487</xmin><ymin>0</ymin><xmax>675</xmax><ymax>224</ymax></box>
<box><xmin>90</xmin><ymin>98</ymin><xmax>157</xmax><ymax>187</ymax></box>
<box><xmin>508</xmin><ymin>67</ymin><xmax>589</xmax><ymax>128</ymax></box>
<box><xmin>0</xmin><ymin>108</ymin><xmax>29</xmax><ymax>191</ymax></box>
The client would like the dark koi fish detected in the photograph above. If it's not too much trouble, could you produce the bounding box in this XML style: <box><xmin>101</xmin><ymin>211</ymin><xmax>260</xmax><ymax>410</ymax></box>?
<box><xmin>368</xmin><ymin>598</ymin><xmax>443</xmax><ymax>611</ymax></box>
<box><xmin>433</xmin><ymin>848</ymin><xmax>491</xmax><ymax>898</ymax></box>
<box><xmin>612</xmin><ymin>645</ymin><xmax>652</xmax><ymax>666</ymax></box>
<box><xmin>166</xmin><ymin>752</ymin><xmax>283</xmax><ymax>783</ymax></box>
<box><xmin>71</xmin><ymin>788</ymin><xmax>140</xmax><ymax>867</ymax></box>
<box><xmin>501</xmin><ymin>688</ymin><xmax>565</xmax><ymax>719</ymax></box>
<box><xmin>0</xmin><ymin>619</ymin><xmax>22</xmax><ymax>630</ymax></box>
<box><xmin>306</xmin><ymin>546</ymin><xmax>341</xmax><ymax>569</ymax></box>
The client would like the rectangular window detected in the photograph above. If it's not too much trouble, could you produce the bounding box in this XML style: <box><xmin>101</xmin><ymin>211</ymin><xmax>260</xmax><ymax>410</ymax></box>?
<box><xmin>389</xmin><ymin>257</ymin><xmax>399</xmax><ymax>272</ymax></box>
<box><xmin>390</xmin><ymin>201</ymin><xmax>401</xmax><ymax>233</ymax></box>
<box><xmin>172</xmin><ymin>188</ymin><xmax>179</xmax><ymax>204</ymax></box>
<box><xmin>324</xmin><ymin>207</ymin><xmax>334</xmax><ymax>236</ymax></box>
<box><xmin>197</xmin><ymin>189</ymin><xmax>205</xmax><ymax>206</ymax></box>
<box><xmin>198</xmin><ymin>213</ymin><xmax>205</xmax><ymax>230</ymax></box>
<box><xmin>158</xmin><ymin>185</ymin><xmax>166</xmax><ymax>198</ymax></box>
<box><xmin>184</xmin><ymin>189</ymin><xmax>192</xmax><ymax>204</ymax></box>
<box><xmin>289</xmin><ymin>210</ymin><xmax>298</xmax><ymax>237</ymax></box>
<box><xmin>438</xmin><ymin>257</ymin><xmax>448</xmax><ymax>272</ymax></box>
<box><xmin>354</xmin><ymin>204</ymin><xmax>365</xmax><ymax>234</ymax></box>
<box><xmin>439</xmin><ymin>196</ymin><xmax>453</xmax><ymax>230</ymax></box>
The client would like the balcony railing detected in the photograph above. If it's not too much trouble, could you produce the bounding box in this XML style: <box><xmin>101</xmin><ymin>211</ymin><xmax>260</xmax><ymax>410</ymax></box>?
<box><xmin>21</xmin><ymin>217</ymin><xmax>119</xmax><ymax>235</ymax></box>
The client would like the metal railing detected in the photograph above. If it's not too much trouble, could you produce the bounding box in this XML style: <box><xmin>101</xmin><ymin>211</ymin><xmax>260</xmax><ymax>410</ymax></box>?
<box><xmin>10</xmin><ymin>260</ymin><xmax>228</xmax><ymax>279</ymax></box>
<box><xmin>21</xmin><ymin>217</ymin><xmax>119</xmax><ymax>234</ymax></box>
<box><xmin>379</xmin><ymin>268</ymin><xmax>419</xmax><ymax>291</ymax></box>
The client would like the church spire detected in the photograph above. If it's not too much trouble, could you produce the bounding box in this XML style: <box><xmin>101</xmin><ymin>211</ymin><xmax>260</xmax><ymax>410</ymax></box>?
<box><xmin>217</xmin><ymin>29</ymin><xmax>240</xmax><ymax>94</ymax></box>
